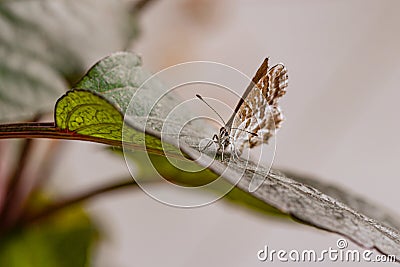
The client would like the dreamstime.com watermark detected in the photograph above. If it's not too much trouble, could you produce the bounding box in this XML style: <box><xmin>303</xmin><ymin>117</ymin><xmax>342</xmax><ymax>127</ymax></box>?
<box><xmin>257</xmin><ymin>238</ymin><xmax>396</xmax><ymax>263</ymax></box>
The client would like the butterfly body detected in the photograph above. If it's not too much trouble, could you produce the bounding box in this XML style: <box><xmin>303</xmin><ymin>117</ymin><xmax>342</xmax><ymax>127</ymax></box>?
<box><xmin>211</xmin><ymin>127</ymin><xmax>230</xmax><ymax>154</ymax></box>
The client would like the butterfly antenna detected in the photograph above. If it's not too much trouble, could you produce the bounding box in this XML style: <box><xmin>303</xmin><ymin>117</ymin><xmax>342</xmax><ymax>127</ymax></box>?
<box><xmin>231</xmin><ymin>128</ymin><xmax>258</xmax><ymax>136</ymax></box>
<box><xmin>196</xmin><ymin>94</ymin><xmax>226</xmax><ymax>125</ymax></box>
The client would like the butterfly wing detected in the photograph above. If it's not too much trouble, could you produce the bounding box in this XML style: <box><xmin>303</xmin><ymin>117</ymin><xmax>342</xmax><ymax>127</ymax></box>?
<box><xmin>231</xmin><ymin>63</ymin><xmax>288</xmax><ymax>153</ymax></box>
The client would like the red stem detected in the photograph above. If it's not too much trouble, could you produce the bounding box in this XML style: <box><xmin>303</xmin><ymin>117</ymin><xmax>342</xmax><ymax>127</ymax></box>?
<box><xmin>0</xmin><ymin>122</ymin><xmax>176</xmax><ymax>158</ymax></box>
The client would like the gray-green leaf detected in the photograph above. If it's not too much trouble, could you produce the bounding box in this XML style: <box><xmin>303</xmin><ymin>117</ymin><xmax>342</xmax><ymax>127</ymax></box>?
<box><xmin>0</xmin><ymin>0</ymin><xmax>137</xmax><ymax>122</ymax></box>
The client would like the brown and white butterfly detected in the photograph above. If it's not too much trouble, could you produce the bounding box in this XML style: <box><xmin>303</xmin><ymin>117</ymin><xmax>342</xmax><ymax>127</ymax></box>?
<box><xmin>197</xmin><ymin>58</ymin><xmax>288</xmax><ymax>159</ymax></box>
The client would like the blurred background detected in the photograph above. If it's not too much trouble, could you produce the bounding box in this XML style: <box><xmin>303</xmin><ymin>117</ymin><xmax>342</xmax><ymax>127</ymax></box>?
<box><xmin>4</xmin><ymin>0</ymin><xmax>399</xmax><ymax>266</ymax></box>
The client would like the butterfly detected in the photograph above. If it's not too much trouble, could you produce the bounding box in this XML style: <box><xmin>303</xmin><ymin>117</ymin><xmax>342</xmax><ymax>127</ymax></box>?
<box><xmin>196</xmin><ymin>58</ymin><xmax>288</xmax><ymax>159</ymax></box>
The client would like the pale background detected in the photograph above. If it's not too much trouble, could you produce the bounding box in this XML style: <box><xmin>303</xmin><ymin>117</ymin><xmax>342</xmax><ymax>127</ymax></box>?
<box><xmin>50</xmin><ymin>0</ymin><xmax>400</xmax><ymax>266</ymax></box>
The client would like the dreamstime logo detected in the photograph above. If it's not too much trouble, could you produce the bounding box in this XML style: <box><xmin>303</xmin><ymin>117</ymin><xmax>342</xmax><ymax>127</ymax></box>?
<box><xmin>257</xmin><ymin>238</ymin><xmax>396</xmax><ymax>263</ymax></box>
<box><xmin>121</xmin><ymin>61</ymin><xmax>277</xmax><ymax>207</ymax></box>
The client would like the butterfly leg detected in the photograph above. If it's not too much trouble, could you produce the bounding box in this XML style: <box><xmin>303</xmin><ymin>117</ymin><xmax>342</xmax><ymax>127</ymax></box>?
<box><xmin>200</xmin><ymin>138</ymin><xmax>214</xmax><ymax>152</ymax></box>
<box><xmin>231</xmin><ymin>142</ymin><xmax>239</xmax><ymax>162</ymax></box>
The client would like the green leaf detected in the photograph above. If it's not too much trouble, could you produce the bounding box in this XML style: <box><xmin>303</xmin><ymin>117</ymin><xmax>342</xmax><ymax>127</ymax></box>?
<box><xmin>55</xmin><ymin>88</ymin><xmax>181</xmax><ymax>156</ymax></box>
<box><xmin>0</xmin><ymin>204</ymin><xmax>98</xmax><ymax>267</ymax></box>
<box><xmin>55</xmin><ymin>52</ymin><xmax>183</xmax><ymax>156</ymax></box>
<box><xmin>55</xmin><ymin>90</ymin><xmax>124</xmax><ymax>141</ymax></box>
<box><xmin>0</xmin><ymin>0</ymin><xmax>138</xmax><ymax>122</ymax></box>
<box><xmin>55</xmin><ymin>52</ymin><xmax>400</xmax><ymax>260</ymax></box>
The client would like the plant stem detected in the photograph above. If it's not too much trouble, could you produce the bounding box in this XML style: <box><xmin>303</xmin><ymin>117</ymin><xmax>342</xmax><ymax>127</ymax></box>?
<box><xmin>0</xmin><ymin>138</ymin><xmax>34</xmax><ymax>228</ymax></box>
<box><xmin>0</xmin><ymin>115</ymin><xmax>43</xmax><ymax>229</ymax></box>
<box><xmin>24</xmin><ymin>179</ymin><xmax>139</xmax><ymax>225</ymax></box>
<box><xmin>0</xmin><ymin>122</ymin><xmax>117</xmax><ymax>144</ymax></box>
<box><xmin>0</xmin><ymin>122</ymin><xmax>180</xmax><ymax>159</ymax></box>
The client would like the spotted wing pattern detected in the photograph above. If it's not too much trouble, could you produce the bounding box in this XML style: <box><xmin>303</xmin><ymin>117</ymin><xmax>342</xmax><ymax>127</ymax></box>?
<box><xmin>231</xmin><ymin>61</ymin><xmax>288</xmax><ymax>153</ymax></box>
